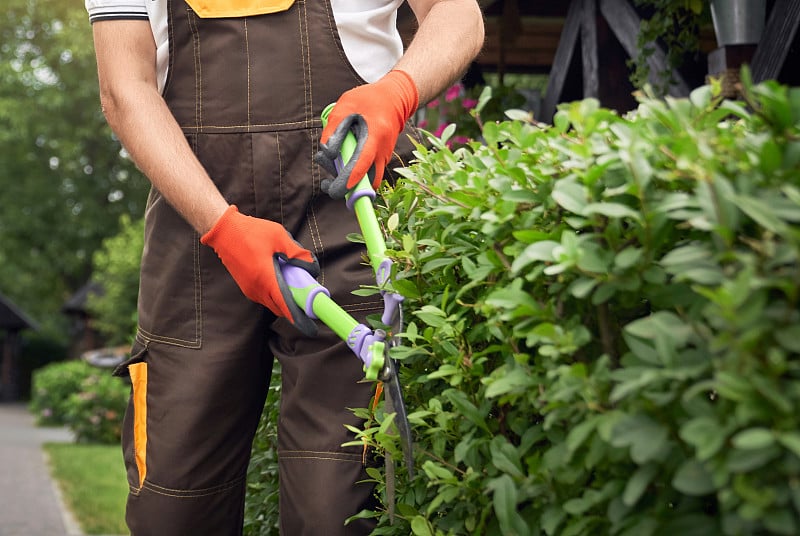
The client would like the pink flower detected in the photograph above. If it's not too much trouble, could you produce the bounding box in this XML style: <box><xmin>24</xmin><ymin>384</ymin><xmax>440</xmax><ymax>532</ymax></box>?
<box><xmin>427</xmin><ymin>99</ymin><xmax>440</xmax><ymax>108</ymax></box>
<box><xmin>445</xmin><ymin>136</ymin><xmax>470</xmax><ymax>149</ymax></box>
<box><xmin>445</xmin><ymin>84</ymin><xmax>462</xmax><ymax>102</ymax></box>
<box><xmin>462</xmin><ymin>99</ymin><xmax>478</xmax><ymax>109</ymax></box>
<box><xmin>434</xmin><ymin>123</ymin><xmax>448</xmax><ymax>137</ymax></box>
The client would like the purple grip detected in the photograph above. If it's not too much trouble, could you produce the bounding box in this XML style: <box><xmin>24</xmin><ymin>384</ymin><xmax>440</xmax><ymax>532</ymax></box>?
<box><xmin>281</xmin><ymin>262</ymin><xmax>316</xmax><ymax>288</ymax></box>
<box><xmin>280</xmin><ymin>262</ymin><xmax>330</xmax><ymax>319</ymax></box>
<box><xmin>347</xmin><ymin>324</ymin><xmax>385</xmax><ymax>368</ymax></box>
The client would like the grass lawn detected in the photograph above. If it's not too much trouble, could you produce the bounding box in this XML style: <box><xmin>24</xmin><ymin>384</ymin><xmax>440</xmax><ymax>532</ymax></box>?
<box><xmin>44</xmin><ymin>442</ymin><xmax>129</xmax><ymax>535</ymax></box>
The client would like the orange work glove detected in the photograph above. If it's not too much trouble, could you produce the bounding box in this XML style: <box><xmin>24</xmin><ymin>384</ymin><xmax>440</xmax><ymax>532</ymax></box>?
<box><xmin>201</xmin><ymin>205</ymin><xmax>320</xmax><ymax>336</ymax></box>
<box><xmin>317</xmin><ymin>69</ymin><xmax>419</xmax><ymax>199</ymax></box>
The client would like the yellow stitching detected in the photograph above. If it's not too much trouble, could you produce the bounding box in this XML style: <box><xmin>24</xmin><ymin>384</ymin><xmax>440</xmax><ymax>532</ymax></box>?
<box><xmin>278</xmin><ymin>450</ymin><xmax>363</xmax><ymax>463</ymax></box>
<box><xmin>186</xmin><ymin>8</ymin><xmax>202</xmax><ymax>130</ymax></box>
<box><xmin>137</xmin><ymin>327</ymin><xmax>201</xmax><ymax>349</ymax></box>
<box><xmin>179</xmin><ymin>120</ymin><xmax>320</xmax><ymax>131</ymax></box>
<box><xmin>194</xmin><ymin>229</ymin><xmax>202</xmax><ymax>345</ymax></box>
<box><xmin>279</xmin><ymin>455</ymin><xmax>364</xmax><ymax>463</ymax></box>
<box><xmin>244</xmin><ymin>18</ymin><xmax>251</xmax><ymax>131</ymax></box>
<box><xmin>300</xmin><ymin>0</ymin><xmax>312</xmax><ymax>122</ymax></box>
<box><xmin>344</xmin><ymin>303</ymin><xmax>381</xmax><ymax>309</ymax></box>
<box><xmin>276</xmin><ymin>133</ymin><xmax>284</xmax><ymax>223</ymax></box>
<box><xmin>141</xmin><ymin>480</ymin><xmax>242</xmax><ymax>498</ymax></box>
<box><xmin>279</xmin><ymin>449</ymin><xmax>361</xmax><ymax>457</ymax></box>
<box><xmin>144</xmin><ymin>475</ymin><xmax>246</xmax><ymax>494</ymax></box>
<box><xmin>307</xmin><ymin>204</ymin><xmax>324</xmax><ymax>283</ymax></box>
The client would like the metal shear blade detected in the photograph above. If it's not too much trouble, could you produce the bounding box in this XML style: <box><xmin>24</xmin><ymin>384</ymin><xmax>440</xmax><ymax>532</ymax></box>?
<box><xmin>380</xmin><ymin>348</ymin><xmax>414</xmax><ymax>479</ymax></box>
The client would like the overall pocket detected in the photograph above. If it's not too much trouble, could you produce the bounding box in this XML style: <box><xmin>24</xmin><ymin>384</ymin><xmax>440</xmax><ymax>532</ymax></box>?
<box><xmin>136</xmin><ymin>188</ymin><xmax>202</xmax><ymax>349</ymax></box>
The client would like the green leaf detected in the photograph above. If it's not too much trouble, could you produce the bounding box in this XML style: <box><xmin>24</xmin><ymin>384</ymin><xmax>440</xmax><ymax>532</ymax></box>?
<box><xmin>553</xmin><ymin>110</ymin><xmax>570</xmax><ymax>133</ymax></box>
<box><xmin>490</xmin><ymin>436</ymin><xmax>525</xmax><ymax>479</ymax></box>
<box><xmin>623</xmin><ymin>464</ymin><xmax>658</xmax><ymax>506</ymax></box>
<box><xmin>386</xmin><ymin>212</ymin><xmax>400</xmax><ymax>232</ymax></box>
<box><xmin>505</xmin><ymin>108</ymin><xmax>533</xmax><ymax>122</ymax></box>
<box><xmin>444</xmin><ymin>389</ymin><xmax>490</xmax><ymax>433</ymax></box>
<box><xmin>484</xmin><ymin>366</ymin><xmax>535</xmax><ymax>398</ymax></box>
<box><xmin>679</xmin><ymin>417</ymin><xmax>728</xmax><ymax>460</ymax></box>
<box><xmin>439</xmin><ymin>123</ymin><xmax>457</xmax><ymax>143</ymax></box>
<box><xmin>568</xmin><ymin>277</ymin><xmax>599</xmax><ymax>299</ymax></box>
<box><xmin>672</xmin><ymin>460</ymin><xmax>715</xmax><ymax>496</ymax></box>
<box><xmin>777</xmin><ymin>432</ymin><xmax>800</xmax><ymax>459</ymax></box>
<box><xmin>511</xmin><ymin>240</ymin><xmax>560</xmax><ymax>273</ymax></box>
<box><xmin>552</xmin><ymin>178</ymin><xmax>588</xmax><ymax>214</ymax></box>
<box><xmin>413</xmin><ymin>305</ymin><xmax>447</xmax><ymax>328</ymax></box>
<box><xmin>489</xmin><ymin>475</ymin><xmax>529</xmax><ymax>536</ymax></box>
<box><xmin>615</xmin><ymin>247</ymin><xmax>643</xmax><ymax>270</ymax></box>
<box><xmin>660</xmin><ymin>243</ymin><xmax>712</xmax><ymax>267</ymax></box>
<box><xmin>566</xmin><ymin>417</ymin><xmax>598</xmax><ymax>454</ymax></box>
<box><xmin>731</xmin><ymin>428</ymin><xmax>775</xmax><ymax>450</ymax></box>
<box><xmin>714</xmin><ymin>371</ymin><xmax>755</xmax><ymax>402</ymax></box>
<box><xmin>582</xmin><ymin>202</ymin><xmax>641</xmax><ymax>221</ymax></box>
<box><xmin>475</xmin><ymin>85</ymin><xmax>492</xmax><ymax>114</ymax></box>
<box><xmin>729</xmin><ymin>193</ymin><xmax>788</xmax><ymax>234</ymax></box>
<box><xmin>624</xmin><ymin>311</ymin><xmax>692</xmax><ymax>352</ymax></box>
<box><xmin>775</xmin><ymin>325</ymin><xmax>800</xmax><ymax>353</ymax></box>
<box><xmin>611</xmin><ymin>414</ymin><xmax>670</xmax><ymax>464</ymax></box>
<box><xmin>541</xmin><ymin>507</ymin><xmax>564</xmax><ymax>536</ymax></box>
<box><xmin>422</xmin><ymin>461</ymin><xmax>454</xmax><ymax>481</ymax></box>
<box><xmin>410</xmin><ymin>515</ymin><xmax>433</xmax><ymax>536</ymax></box>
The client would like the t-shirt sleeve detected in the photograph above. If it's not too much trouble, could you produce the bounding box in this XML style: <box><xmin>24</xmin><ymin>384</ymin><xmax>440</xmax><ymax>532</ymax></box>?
<box><xmin>85</xmin><ymin>0</ymin><xmax>148</xmax><ymax>23</ymax></box>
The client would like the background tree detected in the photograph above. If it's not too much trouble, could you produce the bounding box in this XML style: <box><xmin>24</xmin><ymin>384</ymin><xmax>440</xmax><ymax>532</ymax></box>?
<box><xmin>0</xmin><ymin>0</ymin><xmax>149</xmax><ymax>341</ymax></box>
<box><xmin>87</xmin><ymin>215</ymin><xmax>144</xmax><ymax>346</ymax></box>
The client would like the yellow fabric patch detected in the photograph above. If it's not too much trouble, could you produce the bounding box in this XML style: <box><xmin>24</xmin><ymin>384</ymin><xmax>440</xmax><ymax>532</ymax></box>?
<box><xmin>129</xmin><ymin>362</ymin><xmax>148</xmax><ymax>487</ymax></box>
<box><xmin>184</xmin><ymin>0</ymin><xmax>295</xmax><ymax>18</ymax></box>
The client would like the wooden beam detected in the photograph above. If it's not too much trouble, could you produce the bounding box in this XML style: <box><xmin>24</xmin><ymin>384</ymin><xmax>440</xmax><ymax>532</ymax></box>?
<box><xmin>478</xmin><ymin>17</ymin><xmax>564</xmax><ymax>70</ymax></box>
<box><xmin>581</xmin><ymin>0</ymin><xmax>599</xmax><ymax>99</ymax></box>
<box><xmin>599</xmin><ymin>0</ymin><xmax>690</xmax><ymax>96</ymax></box>
<box><xmin>542</xmin><ymin>0</ymin><xmax>583</xmax><ymax>121</ymax></box>
<box><xmin>751</xmin><ymin>0</ymin><xmax>800</xmax><ymax>83</ymax></box>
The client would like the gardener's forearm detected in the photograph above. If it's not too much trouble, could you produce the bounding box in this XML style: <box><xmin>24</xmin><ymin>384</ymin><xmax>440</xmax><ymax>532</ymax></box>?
<box><xmin>92</xmin><ymin>20</ymin><xmax>228</xmax><ymax>235</ymax></box>
<box><xmin>398</xmin><ymin>0</ymin><xmax>485</xmax><ymax>105</ymax></box>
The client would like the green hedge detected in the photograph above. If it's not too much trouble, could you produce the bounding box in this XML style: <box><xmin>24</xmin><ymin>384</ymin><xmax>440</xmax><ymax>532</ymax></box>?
<box><xmin>30</xmin><ymin>360</ymin><xmax>129</xmax><ymax>444</ymax></box>
<box><xmin>348</xmin><ymin>74</ymin><xmax>800</xmax><ymax>535</ymax></box>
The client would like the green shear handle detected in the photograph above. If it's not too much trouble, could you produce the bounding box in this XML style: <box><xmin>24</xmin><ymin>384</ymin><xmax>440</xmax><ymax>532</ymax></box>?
<box><xmin>280</xmin><ymin>104</ymin><xmax>415</xmax><ymax>480</ymax></box>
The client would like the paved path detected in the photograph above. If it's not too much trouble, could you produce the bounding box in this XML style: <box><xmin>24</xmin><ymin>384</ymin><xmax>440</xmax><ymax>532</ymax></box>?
<box><xmin>0</xmin><ymin>403</ymin><xmax>82</xmax><ymax>536</ymax></box>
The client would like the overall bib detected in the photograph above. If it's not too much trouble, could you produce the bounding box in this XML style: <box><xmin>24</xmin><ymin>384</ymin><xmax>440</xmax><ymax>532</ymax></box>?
<box><xmin>117</xmin><ymin>1</ymin><xmax>419</xmax><ymax>533</ymax></box>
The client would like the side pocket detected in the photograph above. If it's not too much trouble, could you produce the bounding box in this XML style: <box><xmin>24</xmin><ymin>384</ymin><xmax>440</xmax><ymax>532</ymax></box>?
<box><xmin>128</xmin><ymin>361</ymin><xmax>149</xmax><ymax>490</ymax></box>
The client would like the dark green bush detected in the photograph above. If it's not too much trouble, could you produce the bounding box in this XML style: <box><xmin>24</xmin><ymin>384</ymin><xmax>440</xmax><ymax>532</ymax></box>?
<box><xmin>244</xmin><ymin>362</ymin><xmax>281</xmax><ymax>536</ymax></box>
<box><xmin>30</xmin><ymin>359</ymin><xmax>94</xmax><ymax>426</ymax></box>
<box><xmin>30</xmin><ymin>359</ymin><xmax>129</xmax><ymax>443</ymax></box>
<box><xmin>351</xmin><ymin>73</ymin><xmax>800</xmax><ymax>535</ymax></box>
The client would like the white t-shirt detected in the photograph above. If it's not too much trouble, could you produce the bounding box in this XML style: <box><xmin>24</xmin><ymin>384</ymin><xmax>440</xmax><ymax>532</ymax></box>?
<box><xmin>85</xmin><ymin>0</ymin><xmax>405</xmax><ymax>91</ymax></box>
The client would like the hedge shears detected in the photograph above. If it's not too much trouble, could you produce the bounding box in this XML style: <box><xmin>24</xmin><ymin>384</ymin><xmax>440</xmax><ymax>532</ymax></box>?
<box><xmin>279</xmin><ymin>104</ymin><xmax>414</xmax><ymax>478</ymax></box>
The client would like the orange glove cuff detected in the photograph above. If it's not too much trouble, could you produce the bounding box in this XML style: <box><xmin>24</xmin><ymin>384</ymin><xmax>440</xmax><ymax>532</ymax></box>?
<box><xmin>382</xmin><ymin>69</ymin><xmax>420</xmax><ymax>127</ymax></box>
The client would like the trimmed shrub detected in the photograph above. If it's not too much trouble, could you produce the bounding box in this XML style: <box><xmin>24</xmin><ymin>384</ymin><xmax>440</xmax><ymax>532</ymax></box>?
<box><xmin>244</xmin><ymin>362</ymin><xmax>281</xmax><ymax>536</ymax></box>
<box><xmin>30</xmin><ymin>359</ymin><xmax>94</xmax><ymax>426</ymax></box>
<box><xmin>30</xmin><ymin>360</ymin><xmax>129</xmax><ymax>444</ymax></box>
<box><xmin>351</xmin><ymin>74</ymin><xmax>800</xmax><ymax>535</ymax></box>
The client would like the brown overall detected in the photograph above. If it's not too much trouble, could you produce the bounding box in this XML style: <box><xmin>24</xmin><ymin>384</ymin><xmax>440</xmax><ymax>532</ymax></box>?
<box><xmin>116</xmin><ymin>1</ymin><xmax>419</xmax><ymax>534</ymax></box>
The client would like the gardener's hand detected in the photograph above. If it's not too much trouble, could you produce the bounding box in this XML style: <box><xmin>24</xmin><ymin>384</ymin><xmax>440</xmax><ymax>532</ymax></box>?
<box><xmin>201</xmin><ymin>205</ymin><xmax>319</xmax><ymax>336</ymax></box>
<box><xmin>317</xmin><ymin>69</ymin><xmax>419</xmax><ymax>199</ymax></box>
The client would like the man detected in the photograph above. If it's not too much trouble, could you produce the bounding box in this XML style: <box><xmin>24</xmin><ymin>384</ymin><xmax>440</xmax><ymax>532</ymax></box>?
<box><xmin>84</xmin><ymin>0</ymin><xmax>483</xmax><ymax>534</ymax></box>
